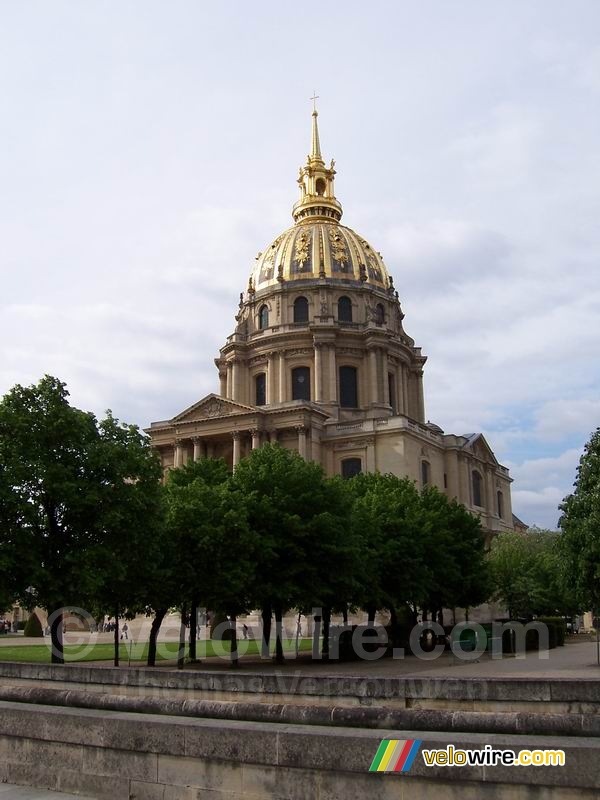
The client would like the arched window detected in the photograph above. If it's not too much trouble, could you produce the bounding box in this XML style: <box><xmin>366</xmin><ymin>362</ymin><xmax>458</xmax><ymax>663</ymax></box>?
<box><xmin>291</xmin><ymin>366</ymin><xmax>310</xmax><ymax>401</ymax></box>
<box><xmin>339</xmin><ymin>366</ymin><xmax>358</xmax><ymax>408</ymax></box>
<box><xmin>293</xmin><ymin>296</ymin><xmax>309</xmax><ymax>323</ymax></box>
<box><xmin>497</xmin><ymin>490</ymin><xmax>504</xmax><ymax>519</ymax></box>
<box><xmin>258</xmin><ymin>305</ymin><xmax>269</xmax><ymax>330</ymax></box>
<box><xmin>255</xmin><ymin>373</ymin><xmax>266</xmax><ymax>406</ymax></box>
<box><xmin>375</xmin><ymin>303</ymin><xmax>385</xmax><ymax>325</ymax></box>
<box><xmin>338</xmin><ymin>296</ymin><xmax>352</xmax><ymax>322</ymax></box>
<box><xmin>341</xmin><ymin>457</ymin><xmax>362</xmax><ymax>479</ymax></box>
<box><xmin>315</xmin><ymin>177</ymin><xmax>326</xmax><ymax>196</ymax></box>
<box><xmin>421</xmin><ymin>460</ymin><xmax>430</xmax><ymax>487</ymax></box>
<box><xmin>472</xmin><ymin>471</ymin><xmax>483</xmax><ymax>507</ymax></box>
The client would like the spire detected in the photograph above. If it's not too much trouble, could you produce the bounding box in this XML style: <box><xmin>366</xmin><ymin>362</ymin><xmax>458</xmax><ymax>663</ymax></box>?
<box><xmin>293</xmin><ymin>99</ymin><xmax>343</xmax><ymax>224</ymax></box>
<box><xmin>310</xmin><ymin>94</ymin><xmax>323</xmax><ymax>163</ymax></box>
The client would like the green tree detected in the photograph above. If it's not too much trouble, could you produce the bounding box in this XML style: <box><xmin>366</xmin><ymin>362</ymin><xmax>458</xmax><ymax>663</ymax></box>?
<box><xmin>347</xmin><ymin>473</ymin><xmax>429</xmax><ymax>626</ymax></box>
<box><xmin>145</xmin><ymin>457</ymin><xmax>256</xmax><ymax>668</ymax></box>
<box><xmin>83</xmin><ymin>412</ymin><xmax>164</xmax><ymax>665</ymax></box>
<box><xmin>488</xmin><ymin>528</ymin><xmax>573</xmax><ymax>618</ymax></box>
<box><xmin>0</xmin><ymin>375</ymin><xmax>163</xmax><ymax>663</ymax></box>
<box><xmin>421</xmin><ymin>487</ymin><xmax>490</xmax><ymax>622</ymax></box>
<box><xmin>559</xmin><ymin>428</ymin><xmax>600</xmax><ymax>611</ymax></box>
<box><xmin>231</xmin><ymin>444</ymin><xmax>345</xmax><ymax>663</ymax></box>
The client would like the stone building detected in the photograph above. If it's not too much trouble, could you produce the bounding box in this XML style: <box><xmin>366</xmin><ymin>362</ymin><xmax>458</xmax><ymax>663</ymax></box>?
<box><xmin>148</xmin><ymin>107</ymin><xmax>514</xmax><ymax>540</ymax></box>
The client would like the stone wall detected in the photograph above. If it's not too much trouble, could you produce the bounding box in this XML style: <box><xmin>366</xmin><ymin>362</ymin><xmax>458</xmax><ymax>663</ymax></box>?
<box><xmin>0</xmin><ymin>700</ymin><xmax>599</xmax><ymax>799</ymax></box>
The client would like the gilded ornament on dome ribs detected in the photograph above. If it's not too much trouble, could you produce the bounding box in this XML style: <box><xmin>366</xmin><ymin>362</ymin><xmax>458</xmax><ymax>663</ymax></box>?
<box><xmin>328</xmin><ymin>226</ymin><xmax>349</xmax><ymax>266</ymax></box>
<box><xmin>264</xmin><ymin>235</ymin><xmax>284</xmax><ymax>264</ymax></box>
<box><xmin>294</xmin><ymin>230</ymin><xmax>311</xmax><ymax>269</ymax></box>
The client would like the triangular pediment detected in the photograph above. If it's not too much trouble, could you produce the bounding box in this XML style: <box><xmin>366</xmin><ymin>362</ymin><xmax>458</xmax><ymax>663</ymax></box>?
<box><xmin>173</xmin><ymin>394</ymin><xmax>257</xmax><ymax>423</ymax></box>
<box><xmin>461</xmin><ymin>433</ymin><xmax>499</xmax><ymax>466</ymax></box>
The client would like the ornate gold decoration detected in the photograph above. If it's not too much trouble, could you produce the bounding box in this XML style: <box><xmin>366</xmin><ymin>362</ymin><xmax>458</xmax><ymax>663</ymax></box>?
<box><xmin>294</xmin><ymin>230</ymin><xmax>311</xmax><ymax>269</ymax></box>
<box><xmin>328</xmin><ymin>227</ymin><xmax>348</xmax><ymax>267</ymax></box>
<box><xmin>264</xmin><ymin>235</ymin><xmax>283</xmax><ymax>264</ymax></box>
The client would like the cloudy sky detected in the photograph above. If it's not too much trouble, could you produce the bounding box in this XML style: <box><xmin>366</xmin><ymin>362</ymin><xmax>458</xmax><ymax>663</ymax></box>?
<box><xmin>1</xmin><ymin>2</ymin><xmax>599</xmax><ymax>529</ymax></box>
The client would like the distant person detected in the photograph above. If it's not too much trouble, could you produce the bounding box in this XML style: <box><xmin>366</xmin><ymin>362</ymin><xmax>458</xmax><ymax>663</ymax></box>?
<box><xmin>242</xmin><ymin>624</ymin><xmax>249</xmax><ymax>640</ymax></box>
<box><xmin>121</xmin><ymin>623</ymin><xmax>129</xmax><ymax>640</ymax></box>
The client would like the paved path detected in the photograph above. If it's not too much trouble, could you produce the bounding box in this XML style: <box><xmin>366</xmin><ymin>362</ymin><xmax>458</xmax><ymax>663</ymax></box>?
<box><xmin>0</xmin><ymin>786</ymin><xmax>92</xmax><ymax>799</ymax></box>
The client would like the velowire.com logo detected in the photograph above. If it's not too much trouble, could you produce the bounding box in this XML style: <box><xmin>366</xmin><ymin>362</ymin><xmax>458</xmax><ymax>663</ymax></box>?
<box><xmin>369</xmin><ymin>739</ymin><xmax>422</xmax><ymax>773</ymax></box>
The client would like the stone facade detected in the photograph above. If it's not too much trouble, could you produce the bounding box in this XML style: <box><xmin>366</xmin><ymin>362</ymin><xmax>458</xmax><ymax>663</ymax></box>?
<box><xmin>148</xmin><ymin>108</ymin><xmax>514</xmax><ymax>538</ymax></box>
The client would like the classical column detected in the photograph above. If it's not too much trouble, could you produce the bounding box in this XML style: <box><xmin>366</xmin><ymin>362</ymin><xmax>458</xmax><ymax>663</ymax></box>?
<box><xmin>232</xmin><ymin>431</ymin><xmax>241</xmax><ymax>468</ymax></box>
<box><xmin>402</xmin><ymin>364</ymin><xmax>409</xmax><ymax>416</ymax></box>
<box><xmin>416</xmin><ymin>369</ymin><xmax>425</xmax><ymax>423</ymax></box>
<box><xmin>267</xmin><ymin>352</ymin><xmax>276</xmax><ymax>405</ymax></box>
<box><xmin>279</xmin><ymin>351</ymin><xmax>286</xmax><ymax>403</ymax></box>
<box><xmin>486</xmin><ymin>467</ymin><xmax>496</xmax><ymax>517</ymax></box>
<box><xmin>368</xmin><ymin>348</ymin><xmax>378</xmax><ymax>405</ymax></box>
<box><xmin>314</xmin><ymin>343</ymin><xmax>323</xmax><ymax>402</ymax></box>
<box><xmin>226</xmin><ymin>362</ymin><xmax>233</xmax><ymax>400</ymax></box>
<box><xmin>174</xmin><ymin>440</ymin><xmax>184</xmax><ymax>468</ymax></box>
<box><xmin>381</xmin><ymin>349</ymin><xmax>389</xmax><ymax>405</ymax></box>
<box><xmin>231</xmin><ymin>359</ymin><xmax>242</xmax><ymax>402</ymax></box>
<box><xmin>219</xmin><ymin>372</ymin><xmax>227</xmax><ymax>397</ymax></box>
<box><xmin>365</xmin><ymin>437</ymin><xmax>376</xmax><ymax>472</ymax></box>
<box><xmin>192</xmin><ymin>437</ymin><xmax>204</xmax><ymax>461</ymax></box>
<box><xmin>250</xmin><ymin>429</ymin><xmax>261</xmax><ymax>450</ymax></box>
<box><xmin>296</xmin><ymin>426</ymin><xmax>307</xmax><ymax>459</ymax></box>
<box><xmin>269</xmin><ymin>430</ymin><xmax>278</xmax><ymax>444</ymax></box>
<box><xmin>328</xmin><ymin>345</ymin><xmax>337</xmax><ymax>403</ymax></box>
<box><xmin>396</xmin><ymin>364</ymin><xmax>405</xmax><ymax>414</ymax></box>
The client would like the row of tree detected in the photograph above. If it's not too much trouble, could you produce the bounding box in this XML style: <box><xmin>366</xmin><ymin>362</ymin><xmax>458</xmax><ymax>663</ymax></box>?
<box><xmin>1</xmin><ymin>376</ymin><xmax>596</xmax><ymax>666</ymax></box>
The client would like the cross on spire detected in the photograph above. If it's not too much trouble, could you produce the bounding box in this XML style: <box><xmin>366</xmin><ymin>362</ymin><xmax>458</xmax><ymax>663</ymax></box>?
<box><xmin>310</xmin><ymin>92</ymin><xmax>319</xmax><ymax>113</ymax></box>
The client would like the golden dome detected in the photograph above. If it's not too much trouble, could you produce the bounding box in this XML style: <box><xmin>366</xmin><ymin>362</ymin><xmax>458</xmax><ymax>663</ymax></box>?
<box><xmin>251</xmin><ymin>221</ymin><xmax>391</xmax><ymax>291</ymax></box>
<box><xmin>249</xmin><ymin>105</ymin><xmax>392</xmax><ymax>293</ymax></box>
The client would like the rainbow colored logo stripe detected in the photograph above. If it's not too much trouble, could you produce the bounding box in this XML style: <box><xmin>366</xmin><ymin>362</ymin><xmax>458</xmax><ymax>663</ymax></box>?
<box><xmin>369</xmin><ymin>739</ymin><xmax>422</xmax><ymax>773</ymax></box>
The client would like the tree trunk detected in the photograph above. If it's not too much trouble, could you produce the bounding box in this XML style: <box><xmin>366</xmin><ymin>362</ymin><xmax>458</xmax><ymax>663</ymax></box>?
<box><xmin>367</xmin><ymin>605</ymin><xmax>376</xmax><ymax>626</ymax></box>
<box><xmin>261</xmin><ymin>604</ymin><xmax>272</xmax><ymax>659</ymax></box>
<box><xmin>273</xmin><ymin>604</ymin><xmax>285</xmax><ymax>664</ymax></box>
<box><xmin>50</xmin><ymin>607</ymin><xmax>64</xmax><ymax>665</ymax></box>
<box><xmin>312</xmin><ymin>613</ymin><xmax>322</xmax><ymax>660</ymax></box>
<box><xmin>389</xmin><ymin>606</ymin><xmax>397</xmax><ymax>626</ymax></box>
<box><xmin>177</xmin><ymin>606</ymin><xmax>187</xmax><ymax>669</ymax></box>
<box><xmin>113</xmin><ymin>606</ymin><xmax>120</xmax><ymax>667</ymax></box>
<box><xmin>321</xmin><ymin>606</ymin><xmax>331</xmax><ymax>661</ymax></box>
<box><xmin>342</xmin><ymin>607</ymin><xmax>348</xmax><ymax>626</ymax></box>
<box><xmin>229</xmin><ymin>614</ymin><xmax>239</xmax><ymax>668</ymax></box>
<box><xmin>437</xmin><ymin>608</ymin><xmax>444</xmax><ymax>626</ymax></box>
<box><xmin>189</xmin><ymin>598</ymin><xmax>198</xmax><ymax>662</ymax></box>
<box><xmin>147</xmin><ymin>608</ymin><xmax>167</xmax><ymax>667</ymax></box>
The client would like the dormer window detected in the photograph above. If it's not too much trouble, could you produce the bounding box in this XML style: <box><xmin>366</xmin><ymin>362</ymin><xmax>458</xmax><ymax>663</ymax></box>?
<box><xmin>315</xmin><ymin>177</ymin><xmax>326</xmax><ymax>196</ymax></box>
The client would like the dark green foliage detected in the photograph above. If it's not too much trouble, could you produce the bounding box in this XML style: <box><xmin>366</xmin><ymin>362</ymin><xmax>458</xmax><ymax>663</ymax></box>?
<box><xmin>559</xmin><ymin>428</ymin><xmax>600</xmax><ymax>611</ymax></box>
<box><xmin>489</xmin><ymin>528</ymin><xmax>578</xmax><ymax>618</ymax></box>
<box><xmin>23</xmin><ymin>612</ymin><xmax>43</xmax><ymax>637</ymax></box>
<box><xmin>0</xmin><ymin>376</ymin><xmax>164</xmax><ymax>663</ymax></box>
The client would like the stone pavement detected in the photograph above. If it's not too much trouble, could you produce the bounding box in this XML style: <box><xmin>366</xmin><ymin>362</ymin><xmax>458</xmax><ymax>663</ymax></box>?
<box><xmin>0</xmin><ymin>786</ymin><xmax>92</xmax><ymax>799</ymax></box>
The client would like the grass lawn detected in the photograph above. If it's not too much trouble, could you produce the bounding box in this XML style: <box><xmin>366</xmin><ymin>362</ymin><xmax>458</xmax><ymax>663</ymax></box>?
<box><xmin>0</xmin><ymin>637</ymin><xmax>314</xmax><ymax>664</ymax></box>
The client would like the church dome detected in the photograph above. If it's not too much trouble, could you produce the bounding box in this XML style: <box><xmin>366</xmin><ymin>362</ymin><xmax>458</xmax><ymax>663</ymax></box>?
<box><xmin>249</xmin><ymin>104</ymin><xmax>392</xmax><ymax>294</ymax></box>
<box><xmin>251</xmin><ymin>221</ymin><xmax>391</xmax><ymax>291</ymax></box>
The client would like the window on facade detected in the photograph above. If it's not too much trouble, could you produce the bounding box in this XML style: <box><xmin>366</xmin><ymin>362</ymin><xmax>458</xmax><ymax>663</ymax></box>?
<box><xmin>444</xmin><ymin>473</ymin><xmax>448</xmax><ymax>489</ymax></box>
<box><xmin>421</xmin><ymin>460</ymin><xmax>430</xmax><ymax>486</ymax></box>
<box><xmin>291</xmin><ymin>366</ymin><xmax>310</xmax><ymax>401</ymax></box>
<box><xmin>497</xmin><ymin>490</ymin><xmax>504</xmax><ymax>519</ymax></box>
<box><xmin>258</xmin><ymin>305</ymin><xmax>269</xmax><ymax>329</ymax></box>
<box><xmin>293</xmin><ymin>296</ymin><xmax>309</xmax><ymax>323</ymax></box>
<box><xmin>472</xmin><ymin>471</ymin><xmax>483</xmax><ymax>507</ymax></box>
<box><xmin>339</xmin><ymin>365</ymin><xmax>358</xmax><ymax>408</ymax></box>
<box><xmin>375</xmin><ymin>303</ymin><xmax>385</xmax><ymax>325</ymax></box>
<box><xmin>338</xmin><ymin>296</ymin><xmax>352</xmax><ymax>322</ymax></box>
<box><xmin>388</xmin><ymin>372</ymin><xmax>395</xmax><ymax>412</ymax></box>
<box><xmin>341</xmin><ymin>457</ymin><xmax>362</xmax><ymax>479</ymax></box>
<box><xmin>255</xmin><ymin>373</ymin><xmax>266</xmax><ymax>406</ymax></box>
